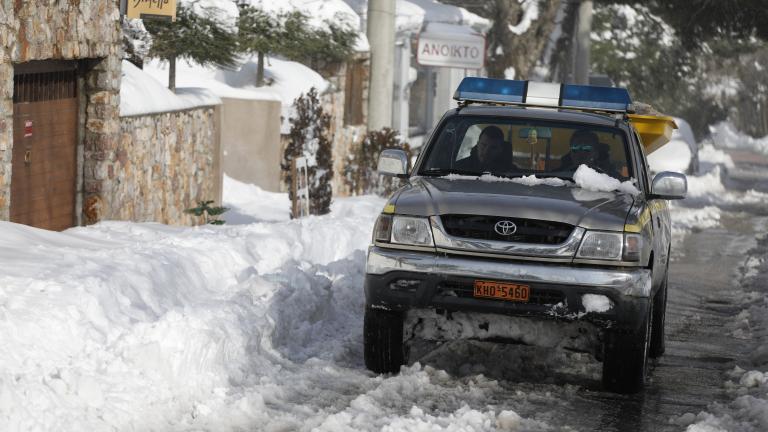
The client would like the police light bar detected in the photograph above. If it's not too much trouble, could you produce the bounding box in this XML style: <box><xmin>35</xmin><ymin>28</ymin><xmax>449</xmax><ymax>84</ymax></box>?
<box><xmin>453</xmin><ymin>77</ymin><xmax>633</xmax><ymax>112</ymax></box>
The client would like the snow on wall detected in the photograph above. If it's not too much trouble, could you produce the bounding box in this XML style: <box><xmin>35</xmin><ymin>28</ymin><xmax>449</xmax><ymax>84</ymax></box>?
<box><xmin>120</xmin><ymin>61</ymin><xmax>221</xmax><ymax>117</ymax></box>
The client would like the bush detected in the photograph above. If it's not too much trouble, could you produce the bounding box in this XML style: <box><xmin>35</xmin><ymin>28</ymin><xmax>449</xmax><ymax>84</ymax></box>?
<box><xmin>344</xmin><ymin>128</ymin><xmax>412</xmax><ymax>197</ymax></box>
<box><xmin>282</xmin><ymin>87</ymin><xmax>334</xmax><ymax>216</ymax></box>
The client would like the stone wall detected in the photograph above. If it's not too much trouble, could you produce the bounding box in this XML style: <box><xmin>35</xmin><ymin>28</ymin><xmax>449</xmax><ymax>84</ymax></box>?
<box><xmin>108</xmin><ymin>107</ymin><xmax>221</xmax><ymax>225</ymax></box>
<box><xmin>0</xmin><ymin>0</ymin><xmax>122</xmax><ymax>222</ymax></box>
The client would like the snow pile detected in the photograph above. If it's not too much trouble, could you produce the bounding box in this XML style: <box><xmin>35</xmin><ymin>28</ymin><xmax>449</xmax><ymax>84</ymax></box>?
<box><xmin>699</xmin><ymin>143</ymin><xmax>735</xmax><ymax>169</ymax></box>
<box><xmin>676</xmin><ymin>367</ymin><xmax>768</xmax><ymax>432</ymax></box>
<box><xmin>711</xmin><ymin>122</ymin><xmax>768</xmax><ymax>156</ymax></box>
<box><xmin>120</xmin><ymin>61</ymin><xmax>221</xmax><ymax>117</ymax></box>
<box><xmin>669</xmin><ymin>204</ymin><xmax>721</xmax><ymax>237</ymax></box>
<box><xmin>572</xmin><ymin>165</ymin><xmax>639</xmax><ymax>195</ymax></box>
<box><xmin>221</xmin><ymin>175</ymin><xmax>290</xmax><ymax>223</ymax></box>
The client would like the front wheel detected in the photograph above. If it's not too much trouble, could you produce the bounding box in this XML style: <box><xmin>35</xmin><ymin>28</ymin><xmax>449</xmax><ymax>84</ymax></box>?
<box><xmin>602</xmin><ymin>300</ymin><xmax>653</xmax><ymax>394</ymax></box>
<box><xmin>364</xmin><ymin>308</ymin><xmax>406</xmax><ymax>374</ymax></box>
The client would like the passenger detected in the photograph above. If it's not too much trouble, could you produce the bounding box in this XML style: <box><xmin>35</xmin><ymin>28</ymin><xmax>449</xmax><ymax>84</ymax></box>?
<box><xmin>455</xmin><ymin>126</ymin><xmax>515</xmax><ymax>174</ymax></box>
<box><xmin>560</xmin><ymin>130</ymin><xmax>620</xmax><ymax>177</ymax></box>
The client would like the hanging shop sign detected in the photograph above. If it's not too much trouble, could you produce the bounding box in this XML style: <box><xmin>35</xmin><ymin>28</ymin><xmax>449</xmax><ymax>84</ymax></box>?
<box><xmin>125</xmin><ymin>0</ymin><xmax>177</xmax><ymax>21</ymax></box>
<box><xmin>417</xmin><ymin>25</ymin><xmax>486</xmax><ymax>69</ymax></box>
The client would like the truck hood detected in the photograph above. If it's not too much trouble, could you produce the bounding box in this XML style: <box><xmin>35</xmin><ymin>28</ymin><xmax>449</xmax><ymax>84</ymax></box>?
<box><xmin>392</xmin><ymin>177</ymin><xmax>635</xmax><ymax>231</ymax></box>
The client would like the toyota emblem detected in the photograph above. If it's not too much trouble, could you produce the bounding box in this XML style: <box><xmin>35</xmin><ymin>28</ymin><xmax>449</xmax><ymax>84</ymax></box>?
<box><xmin>494</xmin><ymin>220</ymin><xmax>517</xmax><ymax>236</ymax></box>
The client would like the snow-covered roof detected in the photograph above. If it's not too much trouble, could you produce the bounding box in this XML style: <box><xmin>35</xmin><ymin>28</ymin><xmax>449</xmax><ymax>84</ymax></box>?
<box><xmin>343</xmin><ymin>0</ymin><xmax>490</xmax><ymax>35</ymax></box>
<box><xmin>120</xmin><ymin>61</ymin><xmax>222</xmax><ymax>117</ymax></box>
<box><xmin>240</xmin><ymin>0</ymin><xmax>370</xmax><ymax>51</ymax></box>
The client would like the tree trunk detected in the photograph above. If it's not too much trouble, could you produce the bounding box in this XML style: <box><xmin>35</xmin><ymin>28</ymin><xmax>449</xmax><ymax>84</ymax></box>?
<box><xmin>169</xmin><ymin>55</ymin><xmax>177</xmax><ymax>93</ymax></box>
<box><xmin>257</xmin><ymin>51</ymin><xmax>265</xmax><ymax>87</ymax></box>
<box><xmin>574</xmin><ymin>0</ymin><xmax>593</xmax><ymax>84</ymax></box>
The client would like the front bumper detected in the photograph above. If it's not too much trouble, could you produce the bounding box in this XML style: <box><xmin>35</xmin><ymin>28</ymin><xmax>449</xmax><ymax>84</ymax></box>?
<box><xmin>365</xmin><ymin>246</ymin><xmax>652</xmax><ymax>332</ymax></box>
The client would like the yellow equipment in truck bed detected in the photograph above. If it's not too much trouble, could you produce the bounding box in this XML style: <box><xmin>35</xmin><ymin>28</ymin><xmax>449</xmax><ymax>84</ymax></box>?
<box><xmin>628</xmin><ymin>114</ymin><xmax>678</xmax><ymax>154</ymax></box>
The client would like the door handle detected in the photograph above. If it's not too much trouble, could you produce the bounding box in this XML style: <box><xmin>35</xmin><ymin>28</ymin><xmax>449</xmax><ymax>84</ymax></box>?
<box><xmin>24</xmin><ymin>150</ymin><xmax>31</xmax><ymax>165</ymax></box>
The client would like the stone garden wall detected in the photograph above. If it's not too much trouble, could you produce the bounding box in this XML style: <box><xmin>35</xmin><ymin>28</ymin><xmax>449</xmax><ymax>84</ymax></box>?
<box><xmin>109</xmin><ymin>107</ymin><xmax>220</xmax><ymax>225</ymax></box>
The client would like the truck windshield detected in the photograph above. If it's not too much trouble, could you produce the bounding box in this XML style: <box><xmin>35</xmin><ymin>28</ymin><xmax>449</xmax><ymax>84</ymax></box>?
<box><xmin>419</xmin><ymin>116</ymin><xmax>634</xmax><ymax>181</ymax></box>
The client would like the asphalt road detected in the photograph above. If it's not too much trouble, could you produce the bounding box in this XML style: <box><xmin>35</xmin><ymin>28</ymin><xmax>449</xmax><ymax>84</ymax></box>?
<box><xmin>411</xmin><ymin>199</ymin><xmax>768</xmax><ymax>431</ymax></box>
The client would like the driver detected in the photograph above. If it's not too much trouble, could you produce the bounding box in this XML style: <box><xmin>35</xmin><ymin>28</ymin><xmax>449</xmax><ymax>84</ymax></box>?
<box><xmin>455</xmin><ymin>126</ymin><xmax>513</xmax><ymax>173</ymax></box>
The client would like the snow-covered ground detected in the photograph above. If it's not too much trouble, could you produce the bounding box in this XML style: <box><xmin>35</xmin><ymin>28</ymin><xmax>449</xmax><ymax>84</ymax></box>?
<box><xmin>2</xmin><ymin>121</ymin><xmax>768</xmax><ymax>430</ymax></box>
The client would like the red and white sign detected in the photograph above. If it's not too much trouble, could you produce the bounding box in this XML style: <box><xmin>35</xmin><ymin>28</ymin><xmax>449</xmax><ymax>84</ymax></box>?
<box><xmin>24</xmin><ymin>120</ymin><xmax>33</xmax><ymax>138</ymax></box>
<box><xmin>417</xmin><ymin>25</ymin><xmax>485</xmax><ymax>69</ymax></box>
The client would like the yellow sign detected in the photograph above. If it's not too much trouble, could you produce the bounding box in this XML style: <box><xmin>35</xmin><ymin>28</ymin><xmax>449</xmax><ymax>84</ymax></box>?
<box><xmin>126</xmin><ymin>0</ymin><xmax>177</xmax><ymax>21</ymax></box>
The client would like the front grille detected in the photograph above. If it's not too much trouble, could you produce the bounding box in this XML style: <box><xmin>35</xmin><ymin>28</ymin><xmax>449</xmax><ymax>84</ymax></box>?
<box><xmin>440</xmin><ymin>214</ymin><xmax>573</xmax><ymax>245</ymax></box>
<box><xmin>436</xmin><ymin>281</ymin><xmax>565</xmax><ymax>306</ymax></box>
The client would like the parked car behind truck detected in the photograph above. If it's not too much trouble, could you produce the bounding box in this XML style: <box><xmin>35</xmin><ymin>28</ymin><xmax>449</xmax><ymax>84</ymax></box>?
<box><xmin>363</xmin><ymin>78</ymin><xmax>687</xmax><ymax>394</ymax></box>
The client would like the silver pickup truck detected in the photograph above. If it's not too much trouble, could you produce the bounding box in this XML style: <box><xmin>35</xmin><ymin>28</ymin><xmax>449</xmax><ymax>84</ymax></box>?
<box><xmin>363</xmin><ymin>78</ymin><xmax>687</xmax><ymax>394</ymax></box>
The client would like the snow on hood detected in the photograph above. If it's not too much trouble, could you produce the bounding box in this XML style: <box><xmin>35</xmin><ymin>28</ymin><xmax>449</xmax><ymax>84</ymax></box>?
<box><xmin>573</xmin><ymin>165</ymin><xmax>640</xmax><ymax>195</ymax></box>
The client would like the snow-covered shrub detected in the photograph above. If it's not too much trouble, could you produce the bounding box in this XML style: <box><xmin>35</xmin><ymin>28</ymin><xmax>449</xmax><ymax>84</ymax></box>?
<box><xmin>344</xmin><ymin>128</ymin><xmax>412</xmax><ymax>197</ymax></box>
<box><xmin>282</xmin><ymin>87</ymin><xmax>333</xmax><ymax>216</ymax></box>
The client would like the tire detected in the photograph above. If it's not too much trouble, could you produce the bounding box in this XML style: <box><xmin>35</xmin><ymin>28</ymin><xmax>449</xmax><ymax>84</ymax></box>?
<box><xmin>602</xmin><ymin>300</ymin><xmax>653</xmax><ymax>394</ymax></box>
<box><xmin>364</xmin><ymin>308</ymin><xmax>407</xmax><ymax>374</ymax></box>
<box><xmin>649</xmin><ymin>272</ymin><xmax>668</xmax><ymax>358</ymax></box>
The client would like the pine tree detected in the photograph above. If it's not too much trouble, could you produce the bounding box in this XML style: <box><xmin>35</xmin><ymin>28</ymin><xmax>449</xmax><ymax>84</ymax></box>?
<box><xmin>344</xmin><ymin>128</ymin><xmax>412</xmax><ymax>197</ymax></box>
<box><xmin>122</xmin><ymin>18</ymin><xmax>153</xmax><ymax>69</ymax></box>
<box><xmin>144</xmin><ymin>3</ymin><xmax>239</xmax><ymax>92</ymax></box>
<box><xmin>282</xmin><ymin>88</ymin><xmax>334</xmax><ymax>216</ymax></box>
<box><xmin>237</xmin><ymin>6</ymin><xmax>287</xmax><ymax>86</ymax></box>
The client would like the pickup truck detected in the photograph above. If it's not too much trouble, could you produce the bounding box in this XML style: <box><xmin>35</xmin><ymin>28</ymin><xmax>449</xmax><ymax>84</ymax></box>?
<box><xmin>363</xmin><ymin>78</ymin><xmax>687</xmax><ymax>394</ymax></box>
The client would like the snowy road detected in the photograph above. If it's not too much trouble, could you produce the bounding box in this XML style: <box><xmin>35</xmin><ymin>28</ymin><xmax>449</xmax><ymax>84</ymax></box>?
<box><xmin>2</xmin><ymin>171</ymin><xmax>768</xmax><ymax>431</ymax></box>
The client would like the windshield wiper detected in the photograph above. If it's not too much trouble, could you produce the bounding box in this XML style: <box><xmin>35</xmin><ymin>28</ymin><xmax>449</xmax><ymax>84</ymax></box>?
<box><xmin>420</xmin><ymin>168</ymin><xmax>483</xmax><ymax>177</ymax></box>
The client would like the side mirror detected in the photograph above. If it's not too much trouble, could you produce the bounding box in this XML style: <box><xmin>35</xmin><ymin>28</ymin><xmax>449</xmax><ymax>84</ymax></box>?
<box><xmin>377</xmin><ymin>149</ymin><xmax>409</xmax><ymax>178</ymax></box>
<box><xmin>651</xmin><ymin>171</ymin><xmax>687</xmax><ymax>200</ymax></box>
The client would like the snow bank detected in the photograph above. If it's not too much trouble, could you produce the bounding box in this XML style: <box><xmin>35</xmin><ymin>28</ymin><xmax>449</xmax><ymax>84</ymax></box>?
<box><xmin>711</xmin><ymin>122</ymin><xmax>768</xmax><ymax>156</ymax></box>
<box><xmin>120</xmin><ymin>61</ymin><xmax>221</xmax><ymax>117</ymax></box>
<box><xmin>573</xmin><ymin>165</ymin><xmax>639</xmax><ymax>195</ymax></box>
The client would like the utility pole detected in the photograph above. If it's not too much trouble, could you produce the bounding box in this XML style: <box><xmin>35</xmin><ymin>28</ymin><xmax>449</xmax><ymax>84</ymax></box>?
<box><xmin>366</xmin><ymin>0</ymin><xmax>395</xmax><ymax>131</ymax></box>
<box><xmin>574</xmin><ymin>0</ymin><xmax>592</xmax><ymax>85</ymax></box>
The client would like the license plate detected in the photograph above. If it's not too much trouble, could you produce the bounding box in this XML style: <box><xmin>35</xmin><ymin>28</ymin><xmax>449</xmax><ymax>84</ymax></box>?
<box><xmin>473</xmin><ymin>280</ymin><xmax>530</xmax><ymax>302</ymax></box>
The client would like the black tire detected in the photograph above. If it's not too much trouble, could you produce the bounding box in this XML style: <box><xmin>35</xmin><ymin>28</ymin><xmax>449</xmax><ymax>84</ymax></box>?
<box><xmin>602</xmin><ymin>300</ymin><xmax>653</xmax><ymax>394</ymax></box>
<box><xmin>364</xmin><ymin>308</ymin><xmax>406</xmax><ymax>374</ymax></box>
<box><xmin>649</xmin><ymin>272</ymin><xmax>668</xmax><ymax>358</ymax></box>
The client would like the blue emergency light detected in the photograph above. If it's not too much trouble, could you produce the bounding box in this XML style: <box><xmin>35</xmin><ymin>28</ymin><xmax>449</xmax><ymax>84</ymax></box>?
<box><xmin>453</xmin><ymin>77</ymin><xmax>526</xmax><ymax>104</ymax></box>
<box><xmin>453</xmin><ymin>77</ymin><xmax>632</xmax><ymax>112</ymax></box>
<box><xmin>561</xmin><ymin>84</ymin><xmax>631</xmax><ymax>111</ymax></box>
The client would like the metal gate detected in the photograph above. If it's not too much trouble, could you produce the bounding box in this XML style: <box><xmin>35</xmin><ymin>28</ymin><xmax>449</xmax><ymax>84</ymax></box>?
<box><xmin>11</xmin><ymin>63</ymin><xmax>79</xmax><ymax>231</ymax></box>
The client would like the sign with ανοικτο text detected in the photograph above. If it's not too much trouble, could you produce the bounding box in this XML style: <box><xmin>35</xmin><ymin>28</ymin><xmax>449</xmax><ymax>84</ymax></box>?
<box><xmin>417</xmin><ymin>27</ymin><xmax>485</xmax><ymax>69</ymax></box>
<box><xmin>126</xmin><ymin>0</ymin><xmax>177</xmax><ymax>22</ymax></box>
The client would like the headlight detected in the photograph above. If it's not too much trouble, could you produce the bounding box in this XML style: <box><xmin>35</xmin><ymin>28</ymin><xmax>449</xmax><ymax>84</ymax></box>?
<box><xmin>391</xmin><ymin>216</ymin><xmax>434</xmax><ymax>246</ymax></box>
<box><xmin>577</xmin><ymin>231</ymin><xmax>623</xmax><ymax>260</ymax></box>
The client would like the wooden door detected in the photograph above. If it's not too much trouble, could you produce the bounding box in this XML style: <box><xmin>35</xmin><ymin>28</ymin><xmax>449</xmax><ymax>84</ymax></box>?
<box><xmin>10</xmin><ymin>68</ymin><xmax>78</xmax><ymax>231</ymax></box>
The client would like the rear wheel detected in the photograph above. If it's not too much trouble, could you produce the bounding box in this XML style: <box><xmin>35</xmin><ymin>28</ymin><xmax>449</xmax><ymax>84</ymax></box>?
<box><xmin>602</xmin><ymin>300</ymin><xmax>653</xmax><ymax>393</ymax></box>
<box><xmin>364</xmin><ymin>308</ymin><xmax>406</xmax><ymax>374</ymax></box>
<box><xmin>649</xmin><ymin>272</ymin><xmax>668</xmax><ymax>358</ymax></box>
